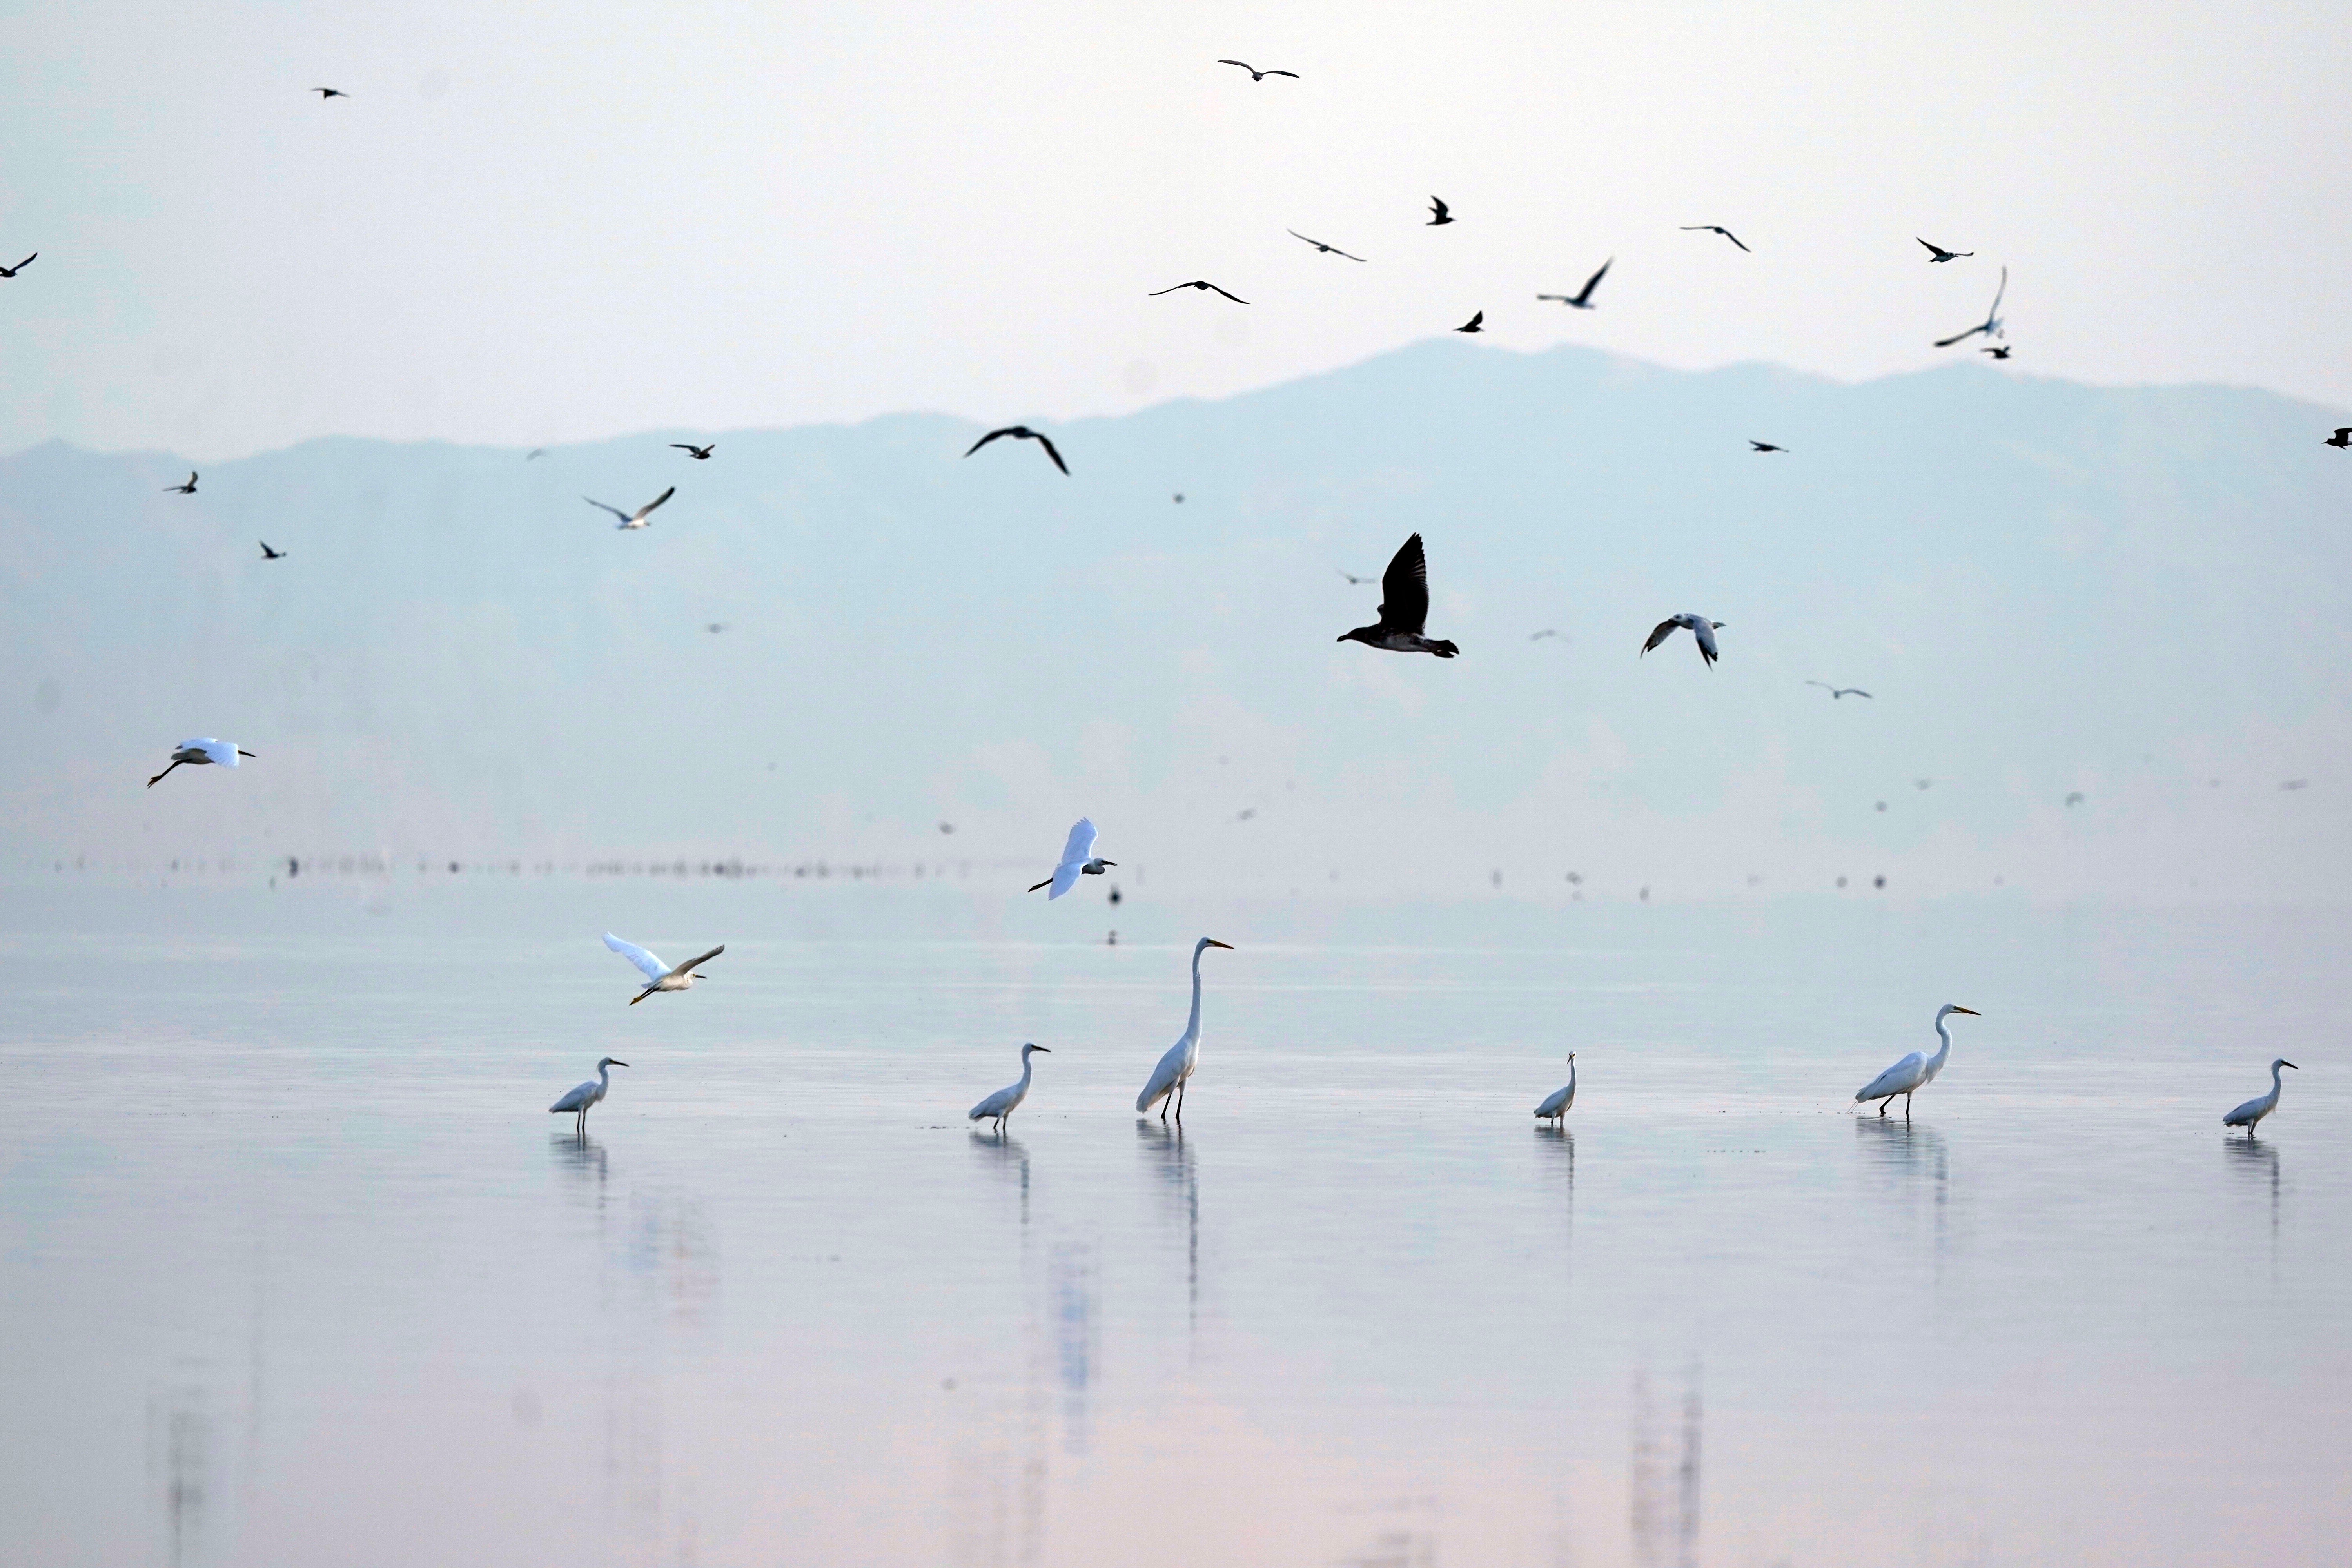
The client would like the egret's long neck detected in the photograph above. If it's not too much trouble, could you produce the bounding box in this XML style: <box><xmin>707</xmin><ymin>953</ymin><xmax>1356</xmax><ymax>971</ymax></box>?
<box><xmin>1929</xmin><ymin>1016</ymin><xmax>1954</xmax><ymax>1071</ymax></box>
<box><xmin>597</xmin><ymin>1063</ymin><xmax>612</xmax><ymax>1090</ymax></box>
<box><xmin>1185</xmin><ymin>949</ymin><xmax>1205</xmax><ymax>1041</ymax></box>
<box><xmin>1567</xmin><ymin>1060</ymin><xmax>1576</xmax><ymax>1095</ymax></box>
<box><xmin>1017</xmin><ymin>1054</ymin><xmax>1035</xmax><ymax>1090</ymax></box>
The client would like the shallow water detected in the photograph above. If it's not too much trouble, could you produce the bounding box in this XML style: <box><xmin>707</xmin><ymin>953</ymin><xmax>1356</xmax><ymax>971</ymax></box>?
<box><xmin>2</xmin><ymin>883</ymin><xmax>2347</xmax><ymax>1566</ymax></box>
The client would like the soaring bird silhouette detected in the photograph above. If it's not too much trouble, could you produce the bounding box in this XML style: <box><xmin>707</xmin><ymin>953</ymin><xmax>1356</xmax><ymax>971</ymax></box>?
<box><xmin>1934</xmin><ymin>265</ymin><xmax>2007</xmax><ymax>347</ymax></box>
<box><xmin>1681</xmin><ymin>225</ymin><xmax>1749</xmax><ymax>252</ymax></box>
<box><xmin>1288</xmin><ymin>229</ymin><xmax>1366</xmax><ymax>261</ymax></box>
<box><xmin>963</xmin><ymin>425</ymin><xmax>1069</xmax><ymax>474</ymax></box>
<box><xmin>1454</xmin><ymin>310</ymin><xmax>1484</xmax><ymax>333</ymax></box>
<box><xmin>1150</xmin><ymin>279</ymin><xmax>1248</xmax><ymax>302</ymax></box>
<box><xmin>583</xmin><ymin>486</ymin><xmax>675</xmax><ymax>529</ymax></box>
<box><xmin>258</xmin><ymin>541</ymin><xmax>286</xmax><ymax>560</ymax></box>
<box><xmin>1217</xmin><ymin>59</ymin><xmax>1297</xmax><ymax>81</ymax></box>
<box><xmin>1426</xmin><ymin>196</ymin><xmax>1454</xmax><ymax>226</ymax></box>
<box><xmin>1336</xmin><ymin>567</ymin><xmax>1376</xmax><ymax>585</ymax></box>
<box><xmin>1538</xmin><ymin>258</ymin><xmax>1612</xmax><ymax>309</ymax></box>
<box><xmin>1337</xmin><ymin>533</ymin><xmax>1458</xmax><ymax>657</ymax></box>
<box><xmin>1917</xmin><ymin>238</ymin><xmax>1972</xmax><ymax>262</ymax></box>
<box><xmin>1805</xmin><ymin>681</ymin><xmax>1871</xmax><ymax>700</ymax></box>
<box><xmin>0</xmin><ymin>254</ymin><xmax>34</xmax><ymax>278</ymax></box>
<box><xmin>1642</xmin><ymin>613</ymin><xmax>1724</xmax><ymax>666</ymax></box>
<box><xmin>2325</xmin><ymin>428</ymin><xmax>2351</xmax><ymax>449</ymax></box>
<box><xmin>313</xmin><ymin>87</ymin><xmax>348</xmax><ymax>99</ymax></box>
<box><xmin>164</xmin><ymin>472</ymin><xmax>198</xmax><ymax>494</ymax></box>
<box><xmin>671</xmin><ymin>443</ymin><xmax>713</xmax><ymax>459</ymax></box>
<box><xmin>1749</xmin><ymin>440</ymin><xmax>1787</xmax><ymax>452</ymax></box>
<box><xmin>1982</xmin><ymin>345</ymin><xmax>2013</xmax><ymax>359</ymax></box>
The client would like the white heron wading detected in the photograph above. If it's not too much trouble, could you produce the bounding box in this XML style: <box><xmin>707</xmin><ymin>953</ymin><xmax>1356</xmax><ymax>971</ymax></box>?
<box><xmin>2223</xmin><ymin>1058</ymin><xmax>2297</xmax><ymax>1136</ymax></box>
<box><xmin>1136</xmin><ymin>938</ymin><xmax>1234</xmax><ymax>1122</ymax></box>
<box><xmin>1535</xmin><ymin>1053</ymin><xmax>1577</xmax><ymax>1123</ymax></box>
<box><xmin>603</xmin><ymin>931</ymin><xmax>724</xmax><ymax>1004</ymax></box>
<box><xmin>550</xmin><ymin>1056</ymin><xmax>627</xmax><ymax>1133</ymax></box>
<box><xmin>1855</xmin><ymin>1004</ymin><xmax>1980</xmax><ymax>1116</ymax></box>
<box><xmin>969</xmin><ymin>1042</ymin><xmax>1050</xmax><ymax>1132</ymax></box>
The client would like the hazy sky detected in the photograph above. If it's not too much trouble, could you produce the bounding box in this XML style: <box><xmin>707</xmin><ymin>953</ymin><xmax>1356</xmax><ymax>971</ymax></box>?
<box><xmin>4</xmin><ymin>0</ymin><xmax>2348</xmax><ymax>458</ymax></box>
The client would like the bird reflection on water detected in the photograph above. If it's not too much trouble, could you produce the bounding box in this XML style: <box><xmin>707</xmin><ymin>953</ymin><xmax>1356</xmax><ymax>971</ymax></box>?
<box><xmin>1854</xmin><ymin>1115</ymin><xmax>1953</xmax><ymax>1269</ymax></box>
<box><xmin>1137</xmin><ymin>1120</ymin><xmax>1200</xmax><ymax>1335</ymax></box>
<box><xmin>2227</xmin><ymin>1134</ymin><xmax>2282</xmax><ymax>1254</ymax></box>
<box><xmin>550</xmin><ymin>1129</ymin><xmax>609</xmax><ymax>1202</ymax></box>
<box><xmin>970</xmin><ymin>1128</ymin><xmax>1031</xmax><ymax>1234</ymax></box>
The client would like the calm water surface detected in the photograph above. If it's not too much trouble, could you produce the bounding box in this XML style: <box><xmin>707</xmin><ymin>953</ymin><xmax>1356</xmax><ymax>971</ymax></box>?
<box><xmin>2</xmin><ymin>884</ymin><xmax>2347</xmax><ymax>1566</ymax></box>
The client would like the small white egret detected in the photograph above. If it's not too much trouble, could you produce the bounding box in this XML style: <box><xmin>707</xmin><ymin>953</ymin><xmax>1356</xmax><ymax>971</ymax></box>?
<box><xmin>969</xmin><ymin>1043</ymin><xmax>1050</xmax><ymax>1132</ymax></box>
<box><xmin>603</xmin><ymin>931</ymin><xmax>724</xmax><ymax>1005</ymax></box>
<box><xmin>550</xmin><ymin>1056</ymin><xmax>627</xmax><ymax>1133</ymax></box>
<box><xmin>2223</xmin><ymin>1058</ymin><xmax>2297</xmax><ymax>1136</ymax></box>
<box><xmin>1136</xmin><ymin>938</ymin><xmax>1235</xmax><ymax>1122</ymax></box>
<box><xmin>1855</xmin><ymin>1004</ymin><xmax>1980</xmax><ymax>1116</ymax></box>
<box><xmin>1535</xmin><ymin>1053</ymin><xmax>1577</xmax><ymax>1122</ymax></box>
<box><xmin>147</xmin><ymin>737</ymin><xmax>256</xmax><ymax>788</ymax></box>
<box><xmin>1029</xmin><ymin>818</ymin><xmax>1114</xmax><ymax>898</ymax></box>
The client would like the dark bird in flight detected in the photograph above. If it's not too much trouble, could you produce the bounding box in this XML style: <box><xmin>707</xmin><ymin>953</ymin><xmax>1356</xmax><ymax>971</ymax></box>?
<box><xmin>1934</xmin><ymin>265</ymin><xmax>2007</xmax><ymax>347</ymax></box>
<box><xmin>1917</xmin><ymin>238</ymin><xmax>1972</xmax><ymax>263</ymax></box>
<box><xmin>525</xmin><ymin>448</ymin><xmax>546</xmax><ymax>460</ymax></box>
<box><xmin>1150</xmin><ymin>279</ymin><xmax>1248</xmax><ymax>303</ymax></box>
<box><xmin>1217</xmin><ymin>59</ymin><xmax>1298</xmax><ymax>81</ymax></box>
<box><xmin>1982</xmin><ymin>345</ymin><xmax>2013</xmax><ymax>360</ymax></box>
<box><xmin>964</xmin><ymin>425</ymin><xmax>1069</xmax><ymax>475</ymax></box>
<box><xmin>1538</xmin><ymin>258</ymin><xmax>1612</xmax><ymax>310</ymax></box>
<box><xmin>1749</xmin><ymin>440</ymin><xmax>1787</xmax><ymax>452</ymax></box>
<box><xmin>1336</xmin><ymin>567</ymin><xmax>1376</xmax><ymax>585</ymax></box>
<box><xmin>583</xmin><ymin>486</ymin><xmax>675</xmax><ymax>529</ymax></box>
<box><xmin>1426</xmin><ymin>196</ymin><xmax>1454</xmax><ymax>227</ymax></box>
<box><xmin>1804</xmin><ymin>681</ymin><xmax>1871</xmax><ymax>700</ymax></box>
<box><xmin>0</xmin><ymin>254</ymin><xmax>34</xmax><ymax>278</ymax></box>
<box><xmin>1529</xmin><ymin>628</ymin><xmax>1564</xmax><ymax>641</ymax></box>
<box><xmin>706</xmin><ymin>623</ymin><xmax>728</xmax><ymax>633</ymax></box>
<box><xmin>164</xmin><ymin>472</ymin><xmax>198</xmax><ymax>494</ymax></box>
<box><xmin>2325</xmin><ymin>428</ymin><xmax>2351</xmax><ymax>449</ymax></box>
<box><xmin>2279</xmin><ymin>779</ymin><xmax>2309</xmax><ymax>791</ymax></box>
<box><xmin>1454</xmin><ymin>310</ymin><xmax>1484</xmax><ymax>334</ymax></box>
<box><xmin>314</xmin><ymin>87</ymin><xmax>348</xmax><ymax>99</ymax></box>
<box><xmin>1337</xmin><ymin>533</ymin><xmax>1458</xmax><ymax>657</ymax></box>
<box><xmin>1288</xmin><ymin>229</ymin><xmax>1366</xmax><ymax>261</ymax></box>
<box><xmin>2065</xmin><ymin>792</ymin><xmax>2085</xmax><ymax>807</ymax></box>
<box><xmin>671</xmin><ymin>443</ymin><xmax>714</xmax><ymax>459</ymax></box>
<box><xmin>1681</xmin><ymin>225</ymin><xmax>1749</xmax><ymax>252</ymax></box>
<box><xmin>258</xmin><ymin>541</ymin><xmax>286</xmax><ymax>560</ymax></box>
<box><xmin>1642</xmin><ymin>613</ymin><xmax>1724</xmax><ymax>666</ymax></box>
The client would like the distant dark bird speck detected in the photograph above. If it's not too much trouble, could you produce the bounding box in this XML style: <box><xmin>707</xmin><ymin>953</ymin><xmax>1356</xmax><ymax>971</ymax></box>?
<box><xmin>1934</xmin><ymin>265</ymin><xmax>2007</xmax><ymax>347</ymax></box>
<box><xmin>1454</xmin><ymin>310</ymin><xmax>1483</xmax><ymax>334</ymax></box>
<box><xmin>2065</xmin><ymin>792</ymin><xmax>2085</xmax><ymax>807</ymax></box>
<box><xmin>1217</xmin><ymin>59</ymin><xmax>1298</xmax><ymax>81</ymax></box>
<box><xmin>583</xmin><ymin>486</ymin><xmax>675</xmax><ymax>529</ymax></box>
<box><xmin>1529</xmin><ymin>628</ymin><xmax>1563</xmax><ymax>641</ymax></box>
<box><xmin>705</xmin><ymin>623</ymin><xmax>727</xmax><ymax>633</ymax></box>
<box><xmin>939</xmin><ymin>822</ymin><xmax>955</xmax><ymax>834</ymax></box>
<box><xmin>671</xmin><ymin>443</ymin><xmax>713</xmax><ymax>460</ymax></box>
<box><xmin>2325</xmin><ymin>428</ymin><xmax>2351</xmax><ymax>449</ymax></box>
<box><xmin>2280</xmin><ymin>779</ymin><xmax>2310</xmax><ymax>791</ymax></box>
<box><xmin>964</xmin><ymin>425</ymin><xmax>1069</xmax><ymax>475</ymax></box>
<box><xmin>1537</xmin><ymin>258</ymin><xmax>1612</xmax><ymax>310</ymax></box>
<box><xmin>259</xmin><ymin>541</ymin><xmax>286</xmax><ymax>560</ymax></box>
<box><xmin>313</xmin><ymin>87</ymin><xmax>348</xmax><ymax>99</ymax></box>
<box><xmin>1336</xmin><ymin>567</ymin><xmax>1376</xmax><ymax>586</ymax></box>
<box><xmin>0</xmin><ymin>253</ymin><xmax>34</xmax><ymax>278</ymax></box>
<box><xmin>1805</xmin><ymin>681</ymin><xmax>1871</xmax><ymax>699</ymax></box>
<box><xmin>1150</xmin><ymin>279</ymin><xmax>1248</xmax><ymax>303</ymax></box>
<box><xmin>1982</xmin><ymin>345</ymin><xmax>2013</xmax><ymax>359</ymax></box>
<box><xmin>1426</xmin><ymin>196</ymin><xmax>1454</xmax><ymax>227</ymax></box>
<box><xmin>164</xmin><ymin>472</ymin><xmax>198</xmax><ymax>494</ymax></box>
<box><xmin>1173</xmin><ymin>493</ymin><xmax>1185</xmax><ymax>503</ymax></box>
<box><xmin>1917</xmin><ymin>238</ymin><xmax>1973</xmax><ymax>263</ymax></box>
<box><xmin>1681</xmin><ymin>225</ymin><xmax>1749</xmax><ymax>252</ymax></box>
<box><xmin>1749</xmin><ymin>440</ymin><xmax>1787</xmax><ymax>452</ymax></box>
<box><xmin>1642</xmin><ymin>613</ymin><xmax>1723</xmax><ymax>666</ymax></box>
<box><xmin>1288</xmin><ymin>229</ymin><xmax>1366</xmax><ymax>261</ymax></box>
<box><xmin>1337</xmin><ymin>533</ymin><xmax>1458</xmax><ymax>657</ymax></box>
<box><xmin>525</xmin><ymin>448</ymin><xmax>546</xmax><ymax>461</ymax></box>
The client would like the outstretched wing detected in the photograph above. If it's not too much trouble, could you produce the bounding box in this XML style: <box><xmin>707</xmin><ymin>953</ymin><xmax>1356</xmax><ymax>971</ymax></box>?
<box><xmin>1917</xmin><ymin>238</ymin><xmax>1939</xmax><ymax>257</ymax></box>
<box><xmin>637</xmin><ymin>486</ymin><xmax>676</xmax><ymax>518</ymax></box>
<box><xmin>669</xmin><ymin>944</ymin><xmax>724</xmax><ymax>977</ymax></box>
<box><xmin>1376</xmin><ymin>533</ymin><xmax>1431</xmax><ymax>635</ymax></box>
<box><xmin>1987</xmin><ymin>265</ymin><xmax>2007</xmax><ymax>321</ymax></box>
<box><xmin>1057</xmin><ymin>818</ymin><xmax>1098</xmax><ymax>871</ymax></box>
<box><xmin>1031</xmin><ymin>432</ymin><xmax>1070</xmax><ymax>474</ymax></box>
<box><xmin>1577</xmin><ymin>257</ymin><xmax>1612</xmax><ymax>301</ymax></box>
<box><xmin>1641</xmin><ymin>618</ymin><xmax>1681</xmax><ymax>654</ymax></box>
<box><xmin>1266</xmin><ymin>69</ymin><xmax>1298</xmax><ymax>78</ymax></box>
<box><xmin>1217</xmin><ymin>58</ymin><xmax>1251</xmax><ymax>69</ymax></box>
<box><xmin>583</xmin><ymin>496</ymin><xmax>631</xmax><ymax>522</ymax></box>
<box><xmin>1205</xmin><ymin>282</ymin><xmax>1249</xmax><ymax>303</ymax></box>
<box><xmin>604</xmin><ymin>932</ymin><xmax>668</xmax><ymax>982</ymax></box>
<box><xmin>964</xmin><ymin>428</ymin><xmax>1011</xmax><ymax>457</ymax></box>
<box><xmin>1691</xmin><ymin>621</ymin><xmax>1720</xmax><ymax>664</ymax></box>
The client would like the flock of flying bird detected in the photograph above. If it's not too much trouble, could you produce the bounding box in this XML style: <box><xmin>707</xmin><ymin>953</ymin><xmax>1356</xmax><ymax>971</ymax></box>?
<box><xmin>52</xmin><ymin>65</ymin><xmax>2324</xmax><ymax>1145</ymax></box>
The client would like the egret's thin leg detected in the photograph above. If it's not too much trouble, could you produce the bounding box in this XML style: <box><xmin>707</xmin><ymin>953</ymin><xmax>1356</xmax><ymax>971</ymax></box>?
<box><xmin>146</xmin><ymin>760</ymin><xmax>185</xmax><ymax>788</ymax></box>
<box><xmin>1878</xmin><ymin>1098</ymin><xmax>1889</xmax><ymax>1117</ymax></box>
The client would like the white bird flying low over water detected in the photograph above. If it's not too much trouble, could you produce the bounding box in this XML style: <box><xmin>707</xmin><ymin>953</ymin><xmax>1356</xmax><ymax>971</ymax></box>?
<box><xmin>550</xmin><ymin>1056</ymin><xmax>627</xmax><ymax>1134</ymax></box>
<box><xmin>1535</xmin><ymin>1053</ymin><xmax>1577</xmax><ymax>1123</ymax></box>
<box><xmin>1642</xmin><ymin>613</ymin><xmax>1724</xmax><ymax>666</ymax></box>
<box><xmin>603</xmin><ymin>932</ymin><xmax>724</xmax><ymax>1004</ymax></box>
<box><xmin>1137</xmin><ymin>938</ymin><xmax>1234</xmax><ymax>1122</ymax></box>
<box><xmin>583</xmin><ymin>486</ymin><xmax>675</xmax><ymax>529</ymax></box>
<box><xmin>1337</xmin><ymin>533</ymin><xmax>1459</xmax><ymax>657</ymax></box>
<box><xmin>1030</xmin><ymin>818</ymin><xmax>1114</xmax><ymax>898</ymax></box>
<box><xmin>1855</xmin><ymin>1004</ymin><xmax>1980</xmax><ymax>1116</ymax></box>
<box><xmin>969</xmin><ymin>1043</ymin><xmax>1051</xmax><ymax>1132</ymax></box>
<box><xmin>147</xmin><ymin>737</ymin><xmax>255</xmax><ymax>788</ymax></box>
<box><xmin>2223</xmin><ymin>1058</ymin><xmax>2297</xmax><ymax>1136</ymax></box>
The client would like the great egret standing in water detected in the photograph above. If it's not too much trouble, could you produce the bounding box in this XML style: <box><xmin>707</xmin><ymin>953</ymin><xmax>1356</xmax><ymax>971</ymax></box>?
<box><xmin>2223</xmin><ymin>1058</ymin><xmax>2297</xmax><ymax>1136</ymax></box>
<box><xmin>550</xmin><ymin>1057</ymin><xmax>626</xmax><ymax>1133</ymax></box>
<box><xmin>1535</xmin><ymin>1053</ymin><xmax>1577</xmax><ymax>1123</ymax></box>
<box><xmin>603</xmin><ymin>932</ymin><xmax>724</xmax><ymax>1004</ymax></box>
<box><xmin>969</xmin><ymin>1043</ymin><xmax>1050</xmax><ymax>1132</ymax></box>
<box><xmin>1855</xmin><ymin>1005</ymin><xmax>1980</xmax><ymax>1116</ymax></box>
<box><xmin>1137</xmin><ymin>938</ymin><xmax>1234</xmax><ymax>1122</ymax></box>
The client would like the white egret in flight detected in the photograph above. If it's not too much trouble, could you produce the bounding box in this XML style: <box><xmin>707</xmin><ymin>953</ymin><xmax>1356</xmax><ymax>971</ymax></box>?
<box><xmin>603</xmin><ymin>931</ymin><xmax>724</xmax><ymax>1005</ymax></box>
<box><xmin>1535</xmin><ymin>1053</ymin><xmax>1577</xmax><ymax>1123</ymax></box>
<box><xmin>550</xmin><ymin>1056</ymin><xmax>626</xmax><ymax>1134</ymax></box>
<box><xmin>2223</xmin><ymin>1058</ymin><xmax>2297</xmax><ymax>1136</ymax></box>
<box><xmin>969</xmin><ymin>1043</ymin><xmax>1050</xmax><ymax>1132</ymax></box>
<box><xmin>1029</xmin><ymin>818</ymin><xmax>1114</xmax><ymax>898</ymax></box>
<box><xmin>1933</xmin><ymin>265</ymin><xmax>2007</xmax><ymax>347</ymax></box>
<box><xmin>147</xmin><ymin>737</ymin><xmax>255</xmax><ymax>788</ymax></box>
<box><xmin>1855</xmin><ymin>1004</ymin><xmax>1980</xmax><ymax>1116</ymax></box>
<box><xmin>1136</xmin><ymin>938</ymin><xmax>1235</xmax><ymax>1122</ymax></box>
<box><xmin>583</xmin><ymin>486</ymin><xmax>675</xmax><ymax>529</ymax></box>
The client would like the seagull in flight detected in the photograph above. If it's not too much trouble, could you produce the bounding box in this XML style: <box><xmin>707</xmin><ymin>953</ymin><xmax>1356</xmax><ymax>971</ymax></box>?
<box><xmin>583</xmin><ymin>486</ymin><xmax>675</xmax><ymax>529</ymax></box>
<box><xmin>963</xmin><ymin>425</ymin><xmax>1069</xmax><ymax>475</ymax></box>
<box><xmin>1982</xmin><ymin>345</ymin><xmax>2013</xmax><ymax>360</ymax></box>
<box><xmin>2325</xmin><ymin>428</ymin><xmax>2350</xmax><ymax>449</ymax></box>
<box><xmin>1427</xmin><ymin>196</ymin><xmax>1454</xmax><ymax>227</ymax></box>
<box><xmin>1642</xmin><ymin>613</ymin><xmax>1724</xmax><ymax>666</ymax></box>
<box><xmin>0</xmin><ymin>254</ymin><xmax>34</xmax><ymax>278</ymax></box>
<box><xmin>164</xmin><ymin>472</ymin><xmax>198</xmax><ymax>494</ymax></box>
<box><xmin>147</xmin><ymin>737</ymin><xmax>256</xmax><ymax>788</ymax></box>
<box><xmin>1217</xmin><ymin>59</ymin><xmax>1298</xmax><ymax>81</ymax></box>
<box><xmin>1337</xmin><ymin>533</ymin><xmax>1458</xmax><ymax>657</ymax></box>
<box><xmin>1805</xmin><ymin>681</ymin><xmax>1871</xmax><ymax>700</ymax></box>
<box><xmin>1529</xmin><ymin>628</ymin><xmax>1564</xmax><ymax>641</ymax></box>
<box><xmin>1681</xmin><ymin>225</ymin><xmax>1749</xmax><ymax>252</ymax></box>
<box><xmin>258</xmin><ymin>541</ymin><xmax>286</xmax><ymax>560</ymax></box>
<box><xmin>1454</xmin><ymin>310</ymin><xmax>1484</xmax><ymax>333</ymax></box>
<box><xmin>1288</xmin><ymin>229</ymin><xmax>1366</xmax><ymax>261</ymax></box>
<box><xmin>1336</xmin><ymin>567</ymin><xmax>1376</xmax><ymax>585</ymax></box>
<box><xmin>1917</xmin><ymin>238</ymin><xmax>1972</xmax><ymax>263</ymax></box>
<box><xmin>1749</xmin><ymin>440</ymin><xmax>1788</xmax><ymax>453</ymax></box>
<box><xmin>603</xmin><ymin>932</ymin><xmax>724</xmax><ymax>1005</ymax></box>
<box><xmin>1934</xmin><ymin>265</ymin><xmax>2007</xmax><ymax>347</ymax></box>
<box><xmin>1150</xmin><ymin>279</ymin><xmax>1248</xmax><ymax>303</ymax></box>
<box><xmin>671</xmin><ymin>443</ymin><xmax>713</xmax><ymax>460</ymax></box>
<box><xmin>1029</xmin><ymin>818</ymin><xmax>1114</xmax><ymax>898</ymax></box>
<box><xmin>1538</xmin><ymin>258</ymin><xmax>1612</xmax><ymax>310</ymax></box>
<box><xmin>314</xmin><ymin>87</ymin><xmax>348</xmax><ymax>99</ymax></box>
